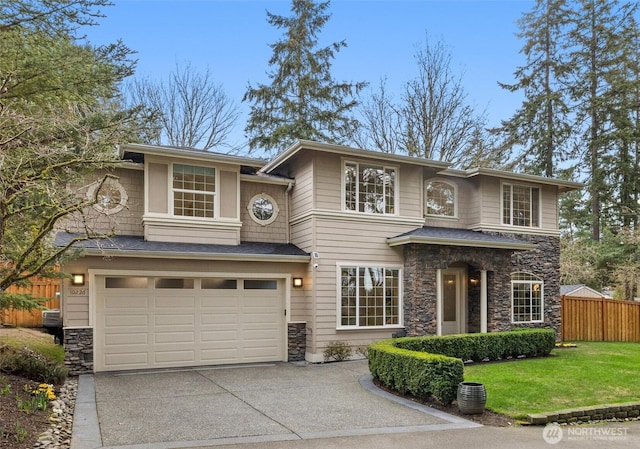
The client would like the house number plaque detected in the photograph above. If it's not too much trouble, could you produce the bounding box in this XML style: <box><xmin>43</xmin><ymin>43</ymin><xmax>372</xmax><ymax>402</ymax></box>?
<box><xmin>67</xmin><ymin>287</ymin><xmax>88</xmax><ymax>296</ymax></box>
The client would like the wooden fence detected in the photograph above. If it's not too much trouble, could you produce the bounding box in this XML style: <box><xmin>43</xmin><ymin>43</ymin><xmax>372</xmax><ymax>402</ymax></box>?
<box><xmin>1</xmin><ymin>279</ymin><xmax>61</xmax><ymax>328</ymax></box>
<box><xmin>561</xmin><ymin>295</ymin><xmax>640</xmax><ymax>342</ymax></box>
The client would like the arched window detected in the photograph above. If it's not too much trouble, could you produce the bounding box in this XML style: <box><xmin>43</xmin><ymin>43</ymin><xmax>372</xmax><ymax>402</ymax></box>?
<box><xmin>511</xmin><ymin>272</ymin><xmax>544</xmax><ymax>323</ymax></box>
<box><xmin>425</xmin><ymin>180</ymin><xmax>456</xmax><ymax>217</ymax></box>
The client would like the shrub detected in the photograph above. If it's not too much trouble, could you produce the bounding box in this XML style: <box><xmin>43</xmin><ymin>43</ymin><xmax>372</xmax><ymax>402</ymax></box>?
<box><xmin>323</xmin><ymin>341</ymin><xmax>353</xmax><ymax>362</ymax></box>
<box><xmin>368</xmin><ymin>340</ymin><xmax>463</xmax><ymax>404</ymax></box>
<box><xmin>0</xmin><ymin>344</ymin><xmax>68</xmax><ymax>384</ymax></box>
<box><xmin>368</xmin><ymin>329</ymin><xmax>556</xmax><ymax>404</ymax></box>
<box><xmin>355</xmin><ymin>345</ymin><xmax>369</xmax><ymax>359</ymax></box>
<box><xmin>394</xmin><ymin>329</ymin><xmax>556</xmax><ymax>362</ymax></box>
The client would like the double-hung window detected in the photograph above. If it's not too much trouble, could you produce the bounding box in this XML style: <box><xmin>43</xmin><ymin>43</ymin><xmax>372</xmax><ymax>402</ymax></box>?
<box><xmin>425</xmin><ymin>180</ymin><xmax>456</xmax><ymax>217</ymax></box>
<box><xmin>172</xmin><ymin>164</ymin><xmax>216</xmax><ymax>218</ymax></box>
<box><xmin>339</xmin><ymin>266</ymin><xmax>401</xmax><ymax>328</ymax></box>
<box><xmin>502</xmin><ymin>183</ymin><xmax>540</xmax><ymax>227</ymax></box>
<box><xmin>511</xmin><ymin>272</ymin><xmax>544</xmax><ymax>323</ymax></box>
<box><xmin>344</xmin><ymin>162</ymin><xmax>396</xmax><ymax>214</ymax></box>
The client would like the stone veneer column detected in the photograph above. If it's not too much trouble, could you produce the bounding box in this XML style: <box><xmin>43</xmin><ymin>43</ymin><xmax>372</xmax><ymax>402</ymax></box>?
<box><xmin>287</xmin><ymin>322</ymin><xmax>306</xmax><ymax>361</ymax></box>
<box><xmin>63</xmin><ymin>327</ymin><xmax>93</xmax><ymax>375</ymax></box>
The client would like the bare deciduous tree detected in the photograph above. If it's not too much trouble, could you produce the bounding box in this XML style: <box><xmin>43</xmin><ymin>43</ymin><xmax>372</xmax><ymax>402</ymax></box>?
<box><xmin>355</xmin><ymin>37</ymin><xmax>491</xmax><ymax>168</ymax></box>
<box><xmin>402</xmin><ymin>38</ymin><xmax>486</xmax><ymax>164</ymax></box>
<box><xmin>351</xmin><ymin>79</ymin><xmax>403</xmax><ymax>154</ymax></box>
<box><xmin>129</xmin><ymin>62</ymin><xmax>239</xmax><ymax>151</ymax></box>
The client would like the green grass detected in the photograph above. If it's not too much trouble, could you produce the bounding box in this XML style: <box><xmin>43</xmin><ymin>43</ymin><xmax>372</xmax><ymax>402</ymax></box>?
<box><xmin>463</xmin><ymin>342</ymin><xmax>640</xmax><ymax>419</ymax></box>
<box><xmin>0</xmin><ymin>336</ymin><xmax>64</xmax><ymax>363</ymax></box>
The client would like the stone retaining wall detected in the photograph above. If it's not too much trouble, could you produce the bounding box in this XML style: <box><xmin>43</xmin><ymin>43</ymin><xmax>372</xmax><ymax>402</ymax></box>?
<box><xmin>528</xmin><ymin>402</ymin><xmax>640</xmax><ymax>425</ymax></box>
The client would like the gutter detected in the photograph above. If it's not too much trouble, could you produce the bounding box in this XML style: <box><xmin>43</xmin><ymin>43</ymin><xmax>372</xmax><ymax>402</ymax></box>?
<box><xmin>79</xmin><ymin>247</ymin><xmax>311</xmax><ymax>263</ymax></box>
<box><xmin>386</xmin><ymin>235</ymin><xmax>536</xmax><ymax>251</ymax></box>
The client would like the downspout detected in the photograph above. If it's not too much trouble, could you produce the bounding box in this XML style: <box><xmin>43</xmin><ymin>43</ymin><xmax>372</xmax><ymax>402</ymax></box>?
<box><xmin>285</xmin><ymin>181</ymin><xmax>294</xmax><ymax>243</ymax></box>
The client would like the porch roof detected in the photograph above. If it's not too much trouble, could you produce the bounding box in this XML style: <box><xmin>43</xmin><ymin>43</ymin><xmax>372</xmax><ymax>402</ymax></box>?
<box><xmin>386</xmin><ymin>226</ymin><xmax>536</xmax><ymax>250</ymax></box>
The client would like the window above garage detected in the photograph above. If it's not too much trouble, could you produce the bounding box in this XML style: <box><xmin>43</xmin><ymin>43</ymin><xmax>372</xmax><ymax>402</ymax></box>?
<box><xmin>172</xmin><ymin>164</ymin><xmax>217</xmax><ymax>218</ymax></box>
<box><xmin>142</xmin><ymin>158</ymin><xmax>242</xmax><ymax>245</ymax></box>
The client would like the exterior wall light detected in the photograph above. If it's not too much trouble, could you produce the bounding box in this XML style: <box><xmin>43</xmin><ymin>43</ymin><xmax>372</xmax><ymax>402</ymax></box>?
<box><xmin>71</xmin><ymin>274</ymin><xmax>85</xmax><ymax>286</ymax></box>
<box><xmin>293</xmin><ymin>277</ymin><xmax>303</xmax><ymax>288</ymax></box>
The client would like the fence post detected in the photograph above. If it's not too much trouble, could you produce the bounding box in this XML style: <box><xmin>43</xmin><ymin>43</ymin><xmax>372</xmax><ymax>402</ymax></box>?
<box><xmin>602</xmin><ymin>298</ymin><xmax>608</xmax><ymax>341</ymax></box>
<box><xmin>561</xmin><ymin>295</ymin><xmax>566</xmax><ymax>341</ymax></box>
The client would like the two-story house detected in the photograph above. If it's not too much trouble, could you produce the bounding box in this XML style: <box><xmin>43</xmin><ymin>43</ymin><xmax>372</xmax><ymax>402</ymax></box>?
<box><xmin>57</xmin><ymin>140</ymin><xmax>582</xmax><ymax>374</ymax></box>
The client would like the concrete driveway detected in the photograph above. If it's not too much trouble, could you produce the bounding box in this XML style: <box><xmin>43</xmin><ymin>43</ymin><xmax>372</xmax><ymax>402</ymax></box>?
<box><xmin>70</xmin><ymin>359</ymin><xmax>480</xmax><ymax>449</ymax></box>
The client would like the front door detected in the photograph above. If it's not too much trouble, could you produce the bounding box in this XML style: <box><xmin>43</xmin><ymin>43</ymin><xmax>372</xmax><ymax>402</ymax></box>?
<box><xmin>441</xmin><ymin>268</ymin><xmax>465</xmax><ymax>335</ymax></box>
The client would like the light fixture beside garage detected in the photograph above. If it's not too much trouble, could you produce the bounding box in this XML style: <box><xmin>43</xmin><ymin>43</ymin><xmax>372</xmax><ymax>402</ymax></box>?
<box><xmin>71</xmin><ymin>273</ymin><xmax>85</xmax><ymax>286</ymax></box>
<box><xmin>292</xmin><ymin>277</ymin><xmax>303</xmax><ymax>288</ymax></box>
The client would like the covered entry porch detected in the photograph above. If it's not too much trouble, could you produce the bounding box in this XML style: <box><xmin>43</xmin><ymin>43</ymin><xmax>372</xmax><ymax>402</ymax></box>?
<box><xmin>387</xmin><ymin>226</ymin><xmax>536</xmax><ymax>336</ymax></box>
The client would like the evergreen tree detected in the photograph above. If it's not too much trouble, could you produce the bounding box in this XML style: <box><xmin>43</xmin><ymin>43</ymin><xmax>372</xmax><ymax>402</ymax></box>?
<box><xmin>243</xmin><ymin>0</ymin><xmax>367</xmax><ymax>156</ymax></box>
<box><xmin>495</xmin><ymin>0</ymin><xmax>573</xmax><ymax>177</ymax></box>
<box><xmin>0</xmin><ymin>0</ymin><xmax>148</xmax><ymax>310</ymax></box>
<box><xmin>604</xmin><ymin>15</ymin><xmax>640</xmax><ymax>229</ymax></box>
<box><xmin>567</xmin><ymin>0</ymin><xmax>639</xmax><ymax>241</ymax></box>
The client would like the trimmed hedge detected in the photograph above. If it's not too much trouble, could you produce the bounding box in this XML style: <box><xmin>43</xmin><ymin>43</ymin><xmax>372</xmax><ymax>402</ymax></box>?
<box><xmin>395</xmin><ymin>329</ymin><xmax>556</xmax><ymax>362</ymax></box>
<box><xmin>368</xmin><ymin>329</ymin><xmax>556</xmax><ymax>405</ymax></box>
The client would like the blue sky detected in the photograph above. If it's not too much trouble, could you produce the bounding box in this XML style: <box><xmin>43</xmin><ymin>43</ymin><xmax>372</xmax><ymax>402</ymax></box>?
<box><xmin>83</xmin><ymin>0</ymin><xmax>535</xmax><ymax>151</ymax></box>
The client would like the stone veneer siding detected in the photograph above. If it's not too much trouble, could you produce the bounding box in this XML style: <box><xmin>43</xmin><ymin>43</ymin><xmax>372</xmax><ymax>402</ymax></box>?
<box><xmin>402</xmin><ymin>233</ymin><xmax>560</xmax><ymax>336</ymax></box>
<box><xmin>63</xmin><ymin>328</ymin><xmax>93</xmax><ymax>375</ymax></box>
<box><xmin>288</xmin><ymin>322</ymin><xmax>306</xmax><ymax>361</ymax></box>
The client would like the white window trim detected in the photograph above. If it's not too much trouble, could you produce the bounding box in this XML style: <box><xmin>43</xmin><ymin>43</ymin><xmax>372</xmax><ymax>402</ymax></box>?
<box><xmin>342</xmin><ymin>159</ymin><xmax>399</xmax><ymax>216</ymax></box>
<box><xmin>424</xmin><ymin>178</ymin><xmax>458</xmax><ymax>218</ymax></box>
<box><xmin>335</xmin><ymin>262</ymin><xmax>403</xmax><ymax>330</ymax></box>
<box><xmin>510</xmin><ymin>271</ymin><xmax>544</xmax><ymax>323</ymax></box>
<box><xmin>501</xmin><ymin>182</ymin><xmax>541</xmax><ymax>228</ymax></box>
<box><xmin>171</xmin><ymin>163</ymin><xmax>218</xmax><ymax>219</ymax></box>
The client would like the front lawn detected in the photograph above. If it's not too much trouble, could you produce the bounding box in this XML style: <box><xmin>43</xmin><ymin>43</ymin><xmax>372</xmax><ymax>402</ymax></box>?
<box><xmin>463</xmin><ymin>342</ymin><xmax>640</xmax><ymax>419</ymax></box>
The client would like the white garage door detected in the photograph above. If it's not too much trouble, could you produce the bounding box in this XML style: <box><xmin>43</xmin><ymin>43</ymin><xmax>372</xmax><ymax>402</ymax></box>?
<box><xmin>94</xmin><ymin>276</ymin><xmax>285</xmax><ymax>372</ymax></box>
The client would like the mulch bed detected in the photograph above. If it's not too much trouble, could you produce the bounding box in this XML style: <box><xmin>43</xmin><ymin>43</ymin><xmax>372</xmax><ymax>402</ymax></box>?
<box><xmin>373</xmin><ymin>378</ymin><xmax>515</xmax><ymax>427</ymax></box>
<box><xmin>0</xmin><ymin>373</ymin><xmax>52</xmax><ymax>449</ymax></box>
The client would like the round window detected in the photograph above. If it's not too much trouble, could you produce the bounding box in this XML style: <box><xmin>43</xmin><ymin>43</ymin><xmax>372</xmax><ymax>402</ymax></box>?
<box><xmin>248</xmin><ymin>193</ymin><xmax>279</xmax><ymax>225</ymax></box>
<box><xmin>86</xmin><ymin>177</ymin><xmax>128</xmax><ymax>215</ymax></box>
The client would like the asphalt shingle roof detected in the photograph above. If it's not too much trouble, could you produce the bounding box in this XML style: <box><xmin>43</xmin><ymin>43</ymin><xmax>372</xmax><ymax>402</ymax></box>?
<box><xmin>55</xmin><ymin>232</ymin><xmax>309</xmax><ymax>260</ymax></box>
<box><xmin>387</xmin><ymin>226</ymin><xmax>535</xmax><ymax>250</ymax></box>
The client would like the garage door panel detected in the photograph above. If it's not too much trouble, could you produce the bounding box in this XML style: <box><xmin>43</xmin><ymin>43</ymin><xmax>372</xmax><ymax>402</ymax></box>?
<box><xmin>105</xmin><ymin>333</ymin><xmax>148</xmax><ymax>345</ymax></box>
<box><xmin>104</xmin><ymin>314</ymin><xmax>148</xmax><ymax>327</ymax></box>
<box><xmin>201</xmin><ymin>351</ymin><xmax>240</xmax><ymax>363</ymax></box>
<box><xmin>200</xmin><ymin>313</ymin><xmax>239</xmax><ymax>325</ymax></box>
<box><xmin>154</xmin><ymin>314</ymin><xmax>195</xmax><ymax>326</ymax></box>
<box><xmin>155</xmin><ymin>296</ymin><xmax>195</xmax><ymax>308</ymax></box>
<box><xmin>201</xmin><ymin>296</ymin><xmax>240</xmax><ymax>307</ymax></box>
<box><xmin>95</xmin><ymin>276</ymin><xmax>284</xmax><ymax>372</ymax></box>
<box><xmin>200</xmin><ymin>330</ymin><xmax>238</xmax><ymax>342</ymax></box>
<box><xmin>154</xmin><ymin>331</ymin><xmax>195</xmax><ymax>344</ymax></box>
<box><xmin>244</xmin><ymin>312</ymin><xmax>280</xmax><ymax>323</ymax></box>
<box><xmin>104</xmin><ymin>352</ymin><xmax>149</xmax><ymax>367</ymax></box>
<box><xmin>104</xmin><ymin>296</ymin><xmax>150</xmax><ymax>309</ymax></box>
<box><xmin>154</xmin><ymin>350</ymin><xmax>196</xmax><ymax>364</ymax></box>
